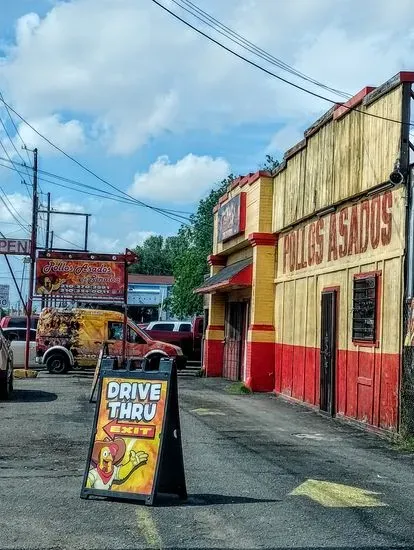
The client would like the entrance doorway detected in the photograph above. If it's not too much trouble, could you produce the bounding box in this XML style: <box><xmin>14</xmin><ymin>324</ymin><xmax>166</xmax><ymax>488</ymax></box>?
<box><xmin>320</xmin><ymin>290</ymin><xmax>337</xmax><ymax>415</ymax></box>
<box><xmin>223</xmin><ymin>302</ymin><xmax>248</xmax><ymax>380</ymax></box>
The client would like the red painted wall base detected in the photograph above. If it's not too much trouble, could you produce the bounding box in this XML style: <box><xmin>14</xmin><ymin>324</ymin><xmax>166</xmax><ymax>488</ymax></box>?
<box><xmin>245</xmin><ymin>340</ymin><xmax>275</xmax><ymax>392</ymax></box>
<box><xmin>275</xmin><ymin>343</ymin><xmax>400</xmax><ymax>431</ymax></box>
<box><xmin>203</xmin><ymin>339</ymin><xmax>224</xmax><ymax>377</ymax></box>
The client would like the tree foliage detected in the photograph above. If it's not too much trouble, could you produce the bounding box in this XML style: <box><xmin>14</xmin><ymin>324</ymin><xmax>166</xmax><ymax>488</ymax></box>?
<box><xmin>261</xmin><ymin>154</ymin><xmax>280</xmax><ymax>173</ymax></box>
<box><xmin>129</xmin><ymin>235</ymin><xmax>185</xmax><ymax>276</ymax></box>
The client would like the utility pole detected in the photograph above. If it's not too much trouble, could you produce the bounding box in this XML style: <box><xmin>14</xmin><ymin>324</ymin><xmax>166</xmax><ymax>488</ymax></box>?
<box><xmin>24</xmin><ymin>148</ymin><xmax>38</xmax><ymax>372</ymax></box>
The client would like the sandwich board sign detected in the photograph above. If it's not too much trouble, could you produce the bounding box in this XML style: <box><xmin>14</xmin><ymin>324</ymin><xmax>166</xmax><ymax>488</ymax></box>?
<box><xmin>0</xmin><ymin>285</ymin><xmax>9</xmax><ymax>308</ymax></box>
<box><xmin>81</xmin><ymin>360</ymin><xmax>186</xmax><ymax>505</ymax></box>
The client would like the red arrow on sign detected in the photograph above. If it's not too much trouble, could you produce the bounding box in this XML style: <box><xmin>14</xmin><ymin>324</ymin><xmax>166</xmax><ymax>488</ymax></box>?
<box><xmin>103</xmin><ymin>419</ymin><xmax>156</xmax><ymax>440</ymax></box>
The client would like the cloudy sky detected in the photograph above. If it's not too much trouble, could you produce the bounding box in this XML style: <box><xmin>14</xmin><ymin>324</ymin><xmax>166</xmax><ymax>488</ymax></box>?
<box><xmin>0</xmin><ymin>0</ymin><xmax>413</xmax><ymax>303</ymax></box>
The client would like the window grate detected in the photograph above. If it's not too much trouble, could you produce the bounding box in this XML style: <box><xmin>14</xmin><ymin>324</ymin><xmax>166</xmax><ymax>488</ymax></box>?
<box><xmin>352</xmin><ymin>276</ymin><xmax>377</xmax><ymax>342</ymax></box>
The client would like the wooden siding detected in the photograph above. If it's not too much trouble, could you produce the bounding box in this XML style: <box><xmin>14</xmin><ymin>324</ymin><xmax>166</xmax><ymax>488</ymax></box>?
<box><xmin>227</xmin><ymin>248</ymin><xmax>253</xmax><ymax>266</ymax></box>
<box><xmin>274</xmin><ymin>187</ymin><xmax>405</xmax><ymax>430</ymax></box>
<box><xmin>273</xmin><ymin>86</ymin><xmax>403</xmax><ymax>232</ymax></box>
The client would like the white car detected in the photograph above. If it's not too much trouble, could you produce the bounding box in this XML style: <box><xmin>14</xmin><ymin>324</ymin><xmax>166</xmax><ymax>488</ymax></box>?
<box><xmin>144</xmin><ymin>321</ymin><xmax>192</xmax><ymax>332</ymax></box>
<box><xmin>2</xmin><ymin>328</ymin><xmax>37</xmax><ymax>368</ymax></box>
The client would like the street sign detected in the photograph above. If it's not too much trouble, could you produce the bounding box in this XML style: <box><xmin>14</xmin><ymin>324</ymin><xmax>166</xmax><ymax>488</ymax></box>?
<box><xmin>81</xmin><ymin>361</ymin><xmax>186</xmax><ymax>505</ymax></box>
<box><xmin>0</xmin><ymin>284</ymin><xmax>10</xmax><ymax>308</ymax></box>
<box><xmin>0</xmin><ymin>238</ymin><xmax>31</xmax><ymax>255</ymax></box>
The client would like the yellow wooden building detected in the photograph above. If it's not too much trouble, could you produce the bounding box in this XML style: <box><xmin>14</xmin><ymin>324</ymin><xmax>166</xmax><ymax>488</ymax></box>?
<box><xmin>197</xmin><ymin>71</ymin><xmax>414</xmax><ymax>432</ymax></box>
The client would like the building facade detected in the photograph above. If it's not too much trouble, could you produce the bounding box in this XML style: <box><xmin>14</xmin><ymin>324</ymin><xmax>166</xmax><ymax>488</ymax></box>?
<box><xmin>127</xmin><ymin>274</ymin><xmax>174</xmax><ymax>323</ymax></box>
<box><xmin>197</xmin><ymin>71</ymin><xmax>414</xmax><ymax>433</ymax></box>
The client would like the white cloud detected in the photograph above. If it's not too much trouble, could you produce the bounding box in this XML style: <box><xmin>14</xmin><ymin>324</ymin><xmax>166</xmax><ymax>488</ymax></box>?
<box><xmin>0</xmin><ymin>192</ymin><xmax>31</xmax><ymax>235</ymax></box>
<box><xmin>129</xmin><ymin>154</ymin><xmax>230</xmax><ymax>203</ymax></box>
<box><xmin>16</xmin><ymin>114</ymin><xmax>85</xmax><ymax>156</ymax></box>
<box><xmin>1</xmin><ymin>0</ymin><xmax>413</xmax><ymax>156</ymax></box>
<box><xmin>125</xmin><ymin>230</ymin><xmax>156</xmax><ymax>249</ymax></box>
<box><xmin>266</xmin><ymin>125</ymin><xmax>304</xmax><ymax>156</ymax></box>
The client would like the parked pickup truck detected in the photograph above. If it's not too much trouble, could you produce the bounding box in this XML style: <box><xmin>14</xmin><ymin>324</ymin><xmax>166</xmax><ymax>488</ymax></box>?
<box><xmin>143</xmin><ymin>317</ymin><xmax>204</xmax><ymax>360</ymax></box>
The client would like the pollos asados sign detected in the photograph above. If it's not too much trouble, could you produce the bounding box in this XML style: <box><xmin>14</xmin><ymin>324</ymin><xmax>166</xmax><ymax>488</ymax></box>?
<box><xmin>280</xmin><ymin>189</ymin><xmax>398</xmax><ymax>275</ymax></box>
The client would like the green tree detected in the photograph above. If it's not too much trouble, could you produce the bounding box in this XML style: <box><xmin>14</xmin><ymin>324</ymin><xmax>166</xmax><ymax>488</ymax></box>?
<box><xmin>261</xmin><ymin>154</ymin><xmax>280</xmax><ymax>173</ymax></box>
<box><xmin>129</xmin><ymin>235</ymin><xmax>174</xmax><ymax>275</ymax></box>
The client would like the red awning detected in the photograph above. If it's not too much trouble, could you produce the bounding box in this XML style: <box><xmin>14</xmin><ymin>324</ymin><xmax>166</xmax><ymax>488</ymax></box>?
<box><xmin>195</xmin><ymin>258</ymin><xmax>252</xmax><ymax>294</ymax></box>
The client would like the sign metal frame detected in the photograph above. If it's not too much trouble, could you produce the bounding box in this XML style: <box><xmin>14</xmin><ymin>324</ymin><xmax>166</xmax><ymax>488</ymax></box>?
<box><xmin>81</xmin><ymin>361</ymin><xmax>186</xmax><ymax>505</ymax></box>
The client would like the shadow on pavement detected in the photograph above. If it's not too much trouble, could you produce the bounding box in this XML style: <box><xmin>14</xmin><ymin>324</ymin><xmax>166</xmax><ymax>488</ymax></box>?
<box><xmin>154</xmin><ymin>493</ymin><xmax>282</xmax><ymax>507</ymax></box>
<box><xmin>68</xmin><ymin>371</ymin><xmax>94</xmax><ymax>378</ymax></box>
<box><xmin>10</xmin><ymin>389</ymin><xmax>58</xmax><ymax>402</ymax></box>
<box><xmin>133</xmin><ymin>547</ymin><xmax>414</xmax><ymax>550</ymax></box>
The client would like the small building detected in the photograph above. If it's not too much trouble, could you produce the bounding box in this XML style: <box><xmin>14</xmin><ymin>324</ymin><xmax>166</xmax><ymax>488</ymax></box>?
<box><xmin>127</xmin><ymin>274</ymin><xmax>174</xmax><ymax>323</ymax></box>
<box><xmin>197</xmin><ymin>71</ymin><xmax>414</xmax><ymax>434</ymax></box>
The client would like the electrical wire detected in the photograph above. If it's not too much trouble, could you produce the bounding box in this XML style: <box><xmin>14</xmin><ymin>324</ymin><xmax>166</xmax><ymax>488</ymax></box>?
<box><xmin>52</xmin><ymin>233</ymin><xmax>83</xmax><ymax>250</ymax></box>
<box><xmin>0</xmin><ymin>116</ymin><xmax>33</xmax><ymax>184</ymax></box>
<box><xmin>0</xmin><ymin>91</ymin><xmax>32</xmax><ymax>168</ymax></box>
<box><xmin>0</xmin><ymin>189</ymin><xmax>30</xmax><ymax>232</ymax></box>
<box><xmin>150</xmin><ymin>0</ymin><xmax>414</xmax><ymax>128</ymax></box>
<box><xmin>0</xmin><ymin>157</ymin><xmax>192</xmax><ymax>224</ymax></box>
<box><xmin>171</xmin><ymin>0</ymin><xmax>351</xmax><ymax>100</ymax></box>
<box><xmin>0</xmin><ymin>133</ymin><xmax>32</xmax><ymax>229</ymax></box>
<box><xmin>0</xmin><ymin>0</ymin><xmax>409</xmax><ymax>233</ymax></box>
<box><xmin>0</xmin><ymin>96</ymin><xmax>198</xmax><ymax>224</ymax></box>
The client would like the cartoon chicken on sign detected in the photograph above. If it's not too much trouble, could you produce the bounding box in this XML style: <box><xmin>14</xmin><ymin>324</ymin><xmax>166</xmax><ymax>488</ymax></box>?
<box><xmin>86</xmin><ymin>437</ymin><xmax>148</xmax><ymax>490</ymax></box>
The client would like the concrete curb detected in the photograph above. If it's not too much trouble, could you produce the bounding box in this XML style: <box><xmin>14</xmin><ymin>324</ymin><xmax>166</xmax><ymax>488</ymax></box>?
<box><xmin>13</xmin><ymin>369</ymin><xmax>38</xmax><ymax>379</ymax></box>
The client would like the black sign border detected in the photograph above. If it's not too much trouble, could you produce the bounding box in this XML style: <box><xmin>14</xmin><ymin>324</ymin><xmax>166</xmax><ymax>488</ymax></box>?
<box><xmin>81</xmin><ymin>368</ymin><xmax>171</xmax><ymax>505</ymax></box>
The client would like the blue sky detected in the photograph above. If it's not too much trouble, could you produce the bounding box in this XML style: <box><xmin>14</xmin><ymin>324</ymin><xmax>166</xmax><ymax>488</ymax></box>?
<box><xmin>0</xmin><ymin>0</ymin><xmax>413</xmax><ymax>304</ymax></box>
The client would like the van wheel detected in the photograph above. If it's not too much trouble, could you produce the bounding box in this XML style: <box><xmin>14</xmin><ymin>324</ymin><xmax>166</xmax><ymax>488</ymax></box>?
<box><xmin>46</xmin><ymin>353</ymin><xmax>69</xmax><ymax>374</ymax></box>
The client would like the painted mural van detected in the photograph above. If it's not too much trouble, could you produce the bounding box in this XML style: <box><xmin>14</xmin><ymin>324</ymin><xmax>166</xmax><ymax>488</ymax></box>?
<box><xmin>36</xmin><ymin>308</ymin><xmax>186</xmax><ymax>374</ymax></box>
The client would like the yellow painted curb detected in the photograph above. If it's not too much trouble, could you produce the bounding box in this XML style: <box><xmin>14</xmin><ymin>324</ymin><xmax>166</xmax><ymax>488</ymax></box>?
<box><xmin>13</xmin><ymin>369</ymin><xmax>38</xmax><ymax>379</ymax></box>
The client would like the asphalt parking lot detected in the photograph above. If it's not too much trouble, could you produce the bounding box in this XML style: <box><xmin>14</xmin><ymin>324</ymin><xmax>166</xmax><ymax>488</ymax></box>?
<box><xmin>2</xmin><ymin>371</ymin><xmax>414</xmax><ymax>550</ymax></box>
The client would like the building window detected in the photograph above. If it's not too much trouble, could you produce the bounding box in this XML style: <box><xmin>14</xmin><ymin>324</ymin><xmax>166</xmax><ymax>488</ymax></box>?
<box><xmin>352</xmin><ymin>275</ymin><xmax>378</xmax><ymax>342</ymax></box>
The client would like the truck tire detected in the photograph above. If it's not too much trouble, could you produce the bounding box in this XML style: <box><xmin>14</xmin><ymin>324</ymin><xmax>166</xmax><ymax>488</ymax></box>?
<box><xmin>46</xmin><ymin>353</ymin><xmax>69</xmax><ymax>374</ymax></box>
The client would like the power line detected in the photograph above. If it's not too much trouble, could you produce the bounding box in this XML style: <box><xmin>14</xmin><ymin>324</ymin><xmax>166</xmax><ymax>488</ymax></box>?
<box><xmin>52</xmin><ymin>233</ymin><xmax>83</xmax><ymax>250</ymax></box>
<box><xmin>0</xmin><ymin>189</ymin><xmax>29</xmax><ymax>232</ymax></box>
<box><xmin>0</xmin><ymin>91</ymin><xmax>32</xmax><ymax>169</ymax></box>
<box><xmin>150</xmin><ymin>0</ymin><xmax>414</xmax><ymax>128</ymax></box>
<box><xmin>0</xmin><ymin>115</ymin><xmax>33</xmax><ymax>183</ymax></box>
<box><xmin>0</xmin><ymin>96</ymin><xmax>197</xmax><ymax>224</ymax></box>
<box><xmin>171</xmin><ymin>0</ymin><xmax>351</xmax><ymax>100</ymax></box>
<box><xmin>0</xmin><ymin>157</ymin><xmax>192</xmax><ymax>224</ymax></box>
<box><xmin>0</xmin><ymin>126</ymin><xmax>32</xmax><ymax>229</ymax></box>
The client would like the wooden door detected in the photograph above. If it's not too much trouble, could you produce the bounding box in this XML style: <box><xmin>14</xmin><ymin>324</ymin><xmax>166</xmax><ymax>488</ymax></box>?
<box><xmin>320</xmin><ymin>291</ymin><xmax>337</xmax><ymax>415</ymax></box>
<box><xmin>223</xmin><ymin>303</ymin><xmax>246</xmax><ymax>381</ymax></box>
